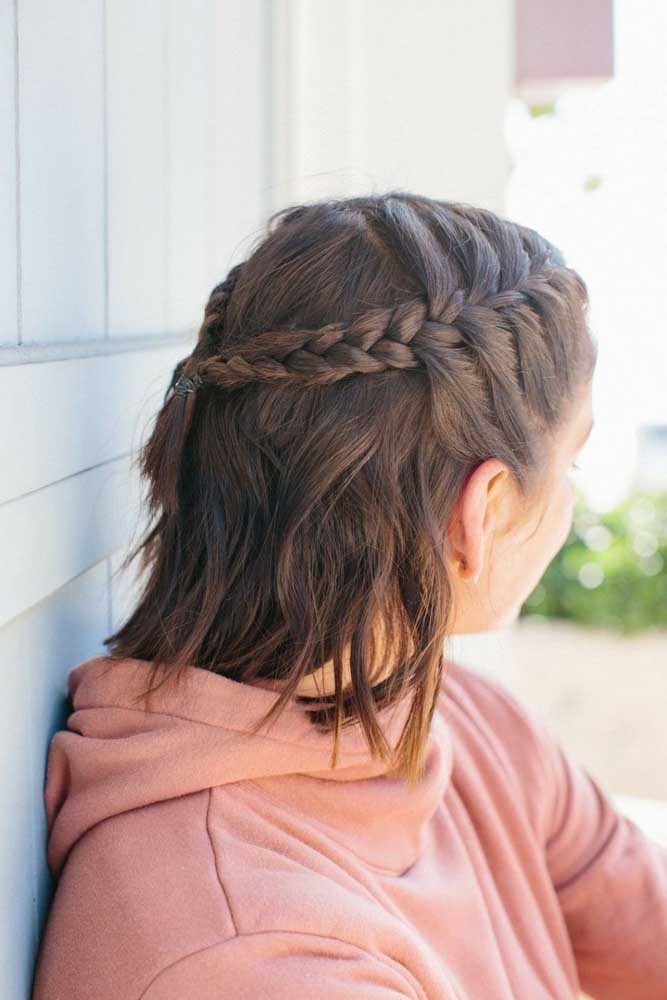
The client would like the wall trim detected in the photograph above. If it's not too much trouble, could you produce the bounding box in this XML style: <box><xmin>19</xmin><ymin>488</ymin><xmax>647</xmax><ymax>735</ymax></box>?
<box><xmin>0</xmin><ymin>330</ymin><xmax>194</xmax><ymax>367</ymax></box>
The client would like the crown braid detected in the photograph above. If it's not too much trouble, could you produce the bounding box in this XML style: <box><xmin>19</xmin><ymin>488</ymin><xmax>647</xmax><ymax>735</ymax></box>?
<box><xmin>182</xmin><ymin>268</ymin><xmax>562</xmax><ymax>420</ymax></box>
<box><xmin>167</xmin><ymin>210</ymin><xmax>576</xmax><ymax>423</ymax></box>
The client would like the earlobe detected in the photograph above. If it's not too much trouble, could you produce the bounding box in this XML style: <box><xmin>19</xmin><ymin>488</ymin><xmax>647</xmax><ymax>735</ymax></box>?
<box><xmin>447</xmin><ymin>513</ymin><xmax>483</xmax><ymax>585</ymax></box>
<box><xmin>457</xmin><ymin>555</ymin><xmax>481</xmax><ymax>585</ymax></box>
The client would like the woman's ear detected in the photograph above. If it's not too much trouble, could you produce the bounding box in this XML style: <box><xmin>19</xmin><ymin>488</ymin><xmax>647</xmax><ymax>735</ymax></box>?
<box><xmin>446</xmin><ymin>459</ymin><xmax>510</xmax><ymax>584</ymax></box>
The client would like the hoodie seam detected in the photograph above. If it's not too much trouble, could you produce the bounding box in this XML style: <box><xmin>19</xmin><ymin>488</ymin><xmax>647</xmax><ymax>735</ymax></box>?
<box><xmin>205</xmin><ymin>787</ymin><xmax>238</xmax><ymax>935</ymax></box>
<box><xmin>136</xmin><ymin>929</ymin><xmax>426</xmax><ymax>1000</ymax></box>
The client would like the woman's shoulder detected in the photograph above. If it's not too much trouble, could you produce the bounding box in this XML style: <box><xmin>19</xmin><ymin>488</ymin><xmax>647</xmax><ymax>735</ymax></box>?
<box><xmin>441</xmin><ymin>656</ymin><xmax>549</xmax><ymax>739</ymax></box>
<box><xmin>32</xmin><ymin>789</ymin><xmax>236</xmax><ymax>1000</ymax></box>
<box><xmin>438</xmin><ymin>657</ymin><xmax>558</xmax><ymax>830</ymax></box>
<box><xmin>441</xmin><ymin>660</ymin><xmax>548</xmax><ymax>729</ymax></box>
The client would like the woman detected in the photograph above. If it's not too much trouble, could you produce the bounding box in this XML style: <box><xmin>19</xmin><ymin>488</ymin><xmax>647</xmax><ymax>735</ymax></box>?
<box><xmin>31</xmin><ymin>193</ymin><xmax>667</xmax><ymax>999</ymax></box>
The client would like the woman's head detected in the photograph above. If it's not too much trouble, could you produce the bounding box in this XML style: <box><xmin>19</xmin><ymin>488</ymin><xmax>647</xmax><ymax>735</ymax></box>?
<box><xmin>105</xmin><ymin>191</ymin><xmax>597</xmax><ymax>784</ymax></box>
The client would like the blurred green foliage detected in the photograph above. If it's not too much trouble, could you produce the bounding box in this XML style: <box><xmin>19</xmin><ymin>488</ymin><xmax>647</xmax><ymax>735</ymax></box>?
<box><xmin>520</xmin><ymin>491</ymin><xmax>667</xmax><ymax>633</ymax></box>
<box><xmin>527</xmin><ymin>100</ymin><xmax>556</xmax><ymax>118</ymax></box>
<box><xmin>583</xmin><ymin>173</ymin><xmax>603</xmax><ymax>192</ymax></box>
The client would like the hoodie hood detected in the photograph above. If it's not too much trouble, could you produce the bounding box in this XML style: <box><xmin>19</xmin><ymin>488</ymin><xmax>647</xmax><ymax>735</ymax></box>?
<box><xmin>44</xmin><ymin>655</ymin><xmax>454</xmax><ymax>879</ymax></box>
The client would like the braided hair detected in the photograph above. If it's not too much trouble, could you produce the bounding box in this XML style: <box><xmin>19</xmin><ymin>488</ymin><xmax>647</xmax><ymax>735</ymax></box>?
<box><xmin>105</xmin><ymin>191</ymin><xmax>596</xmax><ymax>784</ymax></box>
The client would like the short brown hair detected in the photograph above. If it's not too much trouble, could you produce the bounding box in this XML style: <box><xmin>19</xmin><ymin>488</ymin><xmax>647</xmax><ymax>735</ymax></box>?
<box><xmin>104</xmin><ymin>191</ymin><xmax>597</xmax><ymax>785</ymax></box>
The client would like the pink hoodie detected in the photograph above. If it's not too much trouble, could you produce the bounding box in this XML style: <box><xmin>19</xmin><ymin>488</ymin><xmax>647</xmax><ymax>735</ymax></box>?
<box><xmin>31</xmin><ymin>654</ymin><xmax>667</xmax><ymax>999</ymax></box>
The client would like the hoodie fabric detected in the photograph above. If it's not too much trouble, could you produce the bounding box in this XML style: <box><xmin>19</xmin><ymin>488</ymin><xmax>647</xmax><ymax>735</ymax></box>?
<box><xmin>31</xmin><ymin>654</ymin><xmax>667</xmax><ymax>1000</ymax></box>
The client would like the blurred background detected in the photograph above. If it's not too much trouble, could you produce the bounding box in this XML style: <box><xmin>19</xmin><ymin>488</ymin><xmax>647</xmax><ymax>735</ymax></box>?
<box><xmin>0</xmin><ymin>1</ymin><xmax>665</xmax><ymax>996</ymax></box>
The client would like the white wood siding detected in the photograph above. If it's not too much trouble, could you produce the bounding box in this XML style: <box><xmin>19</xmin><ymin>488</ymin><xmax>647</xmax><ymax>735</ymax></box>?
<box><xmin>1</xmin><ymin>2</ymin><xmax>271</xmax><ymax>997</ymax></box>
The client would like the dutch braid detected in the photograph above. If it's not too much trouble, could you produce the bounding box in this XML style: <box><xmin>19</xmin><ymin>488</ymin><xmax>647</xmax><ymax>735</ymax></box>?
<box><xmin>172</xmin><ymin>259</ymin><xmax>571</xmax><ymax>458</ymax></box>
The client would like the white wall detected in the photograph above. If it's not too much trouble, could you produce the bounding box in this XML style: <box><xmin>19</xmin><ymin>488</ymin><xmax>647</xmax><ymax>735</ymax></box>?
<box><xmin>270</xmin><ymin>0</ymin><xmax>514</xmax><ymax>210</ymax></box>
<box><xmin>1</xmin><ymin>2</ymin><xmax>271</xmax><ymax>997</ymax></box>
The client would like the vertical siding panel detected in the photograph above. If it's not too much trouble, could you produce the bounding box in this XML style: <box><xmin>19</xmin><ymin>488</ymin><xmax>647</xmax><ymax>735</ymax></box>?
<box><xmin>0</xmin><ymin>0</ymin><xmax>18</xmax><ymax>345</ymax></box>
<box><xmin>17</xmin><ymin>0</ymin><xmax>105</xmax><ymax>343</ymax></box>
<box><xmin>106</xmin><ymin>0</ymin><xmax>168</xmax><ymax>337</ymax></box>
<box><xmin>208</xmin><ymin>0</ymin><xmax>271</xmax><ymax>283</ymax></box>
<box><xmin>165</xmin><ymin>0</ymin><xmax>214</xmax><ymax>336</ymax></box>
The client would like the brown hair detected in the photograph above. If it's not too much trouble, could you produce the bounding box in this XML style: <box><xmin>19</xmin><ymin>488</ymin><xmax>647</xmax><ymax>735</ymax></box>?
<box><xmin>103</xmin><ymin>191</ymin><xmax>597</xmax><ymax>785</ymax></box>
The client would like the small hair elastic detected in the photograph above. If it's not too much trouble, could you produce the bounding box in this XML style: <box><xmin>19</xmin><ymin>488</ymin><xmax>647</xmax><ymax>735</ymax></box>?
<box><xmin>172</xmin><ymin>372</ymin><xmax>204</xmax><ymax>396</ymax></box>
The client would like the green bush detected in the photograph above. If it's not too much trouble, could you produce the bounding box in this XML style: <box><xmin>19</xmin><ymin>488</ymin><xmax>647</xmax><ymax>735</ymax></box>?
<box><xmin>520</xmin><ymin>490</ymin><xmax>667</xmax><ymax>633</ymax></box>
